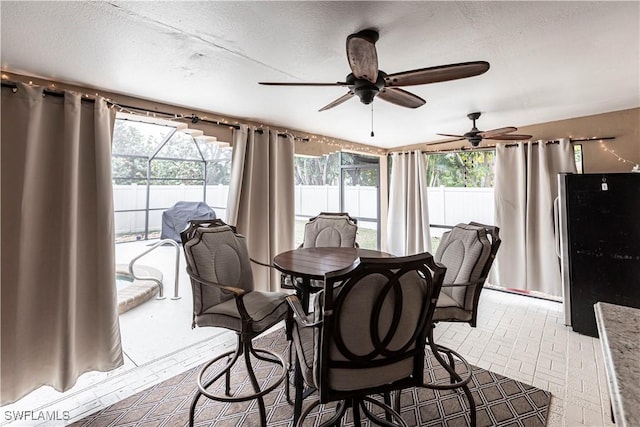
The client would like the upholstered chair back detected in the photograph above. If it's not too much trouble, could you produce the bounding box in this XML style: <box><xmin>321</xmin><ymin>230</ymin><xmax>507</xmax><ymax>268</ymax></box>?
<box><xmin>311</xmin><ymin>254</ymin><xmax>445</xmax><ymax>401</ymax></box>
<box><xmin>182</xmin><ymin>222</ymin><xmax>255</xmax><ymax>318</ymax></box>
<box><xmin>302</xmin><ymin>212</ymin><xmax>358</xmax><ymax>248</ymax></box>
<box><xmin>434</xmin><ymin>223</ymin><xmax>491</xmax><ymax>310</ymax></box>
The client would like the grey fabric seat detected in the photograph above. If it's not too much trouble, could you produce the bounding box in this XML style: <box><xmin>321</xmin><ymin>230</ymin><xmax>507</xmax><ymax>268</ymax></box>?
<box><xmin>196</xmin><ymin>289</ymin><xmax>289</xmax><ymax>332</ymax></box>
<box><xmin>287</xmin><ymin>253</ymin><xmax>446</xmax><ymax>426</ymax></box>
<box><xmin>180</xmin><ymin>219</ymin><xmax>289</xmax><ymax>427</ymax></box>
<box><xmin>432</xmin><ymin>222</ymin><xmax>501</xmax><ymax>327</ymax></box>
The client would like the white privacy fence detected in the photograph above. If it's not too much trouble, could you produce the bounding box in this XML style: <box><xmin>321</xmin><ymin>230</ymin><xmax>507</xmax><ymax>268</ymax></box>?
<box><xmin>113</xmin><ymin>184</ymin><xmax>229</xmax><ymax>235</ymax></box>
<box><xmin>113</xmin><ymin>184</ymin><xmax>494</xmax><ymax>236</ymax></box>
<box><xmin>426</xmin><ymin>186</ymin><xmax>495</xmax><ymax>238</ymax></box>
<box><xmin>294</xmin><ymin>185</ymin><xmax>379</xmax><ymax>219</ymax></box>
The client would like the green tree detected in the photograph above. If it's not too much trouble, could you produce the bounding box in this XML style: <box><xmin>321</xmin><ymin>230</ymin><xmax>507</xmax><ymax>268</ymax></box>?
<box><xmin>294</xmin><ymin>153</ymin><xmax>340</xmax><ymax>185</ymax></box>
<box><xmin>111</xmin><ymin>119</ymin><xmax>231</xmax><ymax>185</ymax></box>
<box><xmin>294</xmin><ymin>152</ymin><xmax>380</xmax><ymax>186</ymax></box>
<box><xmin>426</xmin><ymin>151</ymin><xmax>495</xmax><ymax>188</ymax></box>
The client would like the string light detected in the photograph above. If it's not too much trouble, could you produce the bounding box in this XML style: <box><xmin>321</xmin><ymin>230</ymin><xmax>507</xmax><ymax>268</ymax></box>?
<box><xmin>4</xmin><ymin>74</ymin><xmax>387</xmax><ymax>156</ymax></box>
<box><xmin>599</xmin><ymin>140</ymin><xmax>640</xmax><ymax>171</ymax></box>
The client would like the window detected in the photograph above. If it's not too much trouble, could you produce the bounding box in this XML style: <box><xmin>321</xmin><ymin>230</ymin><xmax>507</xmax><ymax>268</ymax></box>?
<box><xmin>294</xmin><ymin>152</ymin><xmax>380</xmax><ymax>249</ymax></box>
<box><xmin>340</xmin><ymin>152</ymin><xmax>380</xmax><ymax>249</ymax></box>
<box><xmin>112</xmin><ymin>116</ymin><xmax>231</xmax><ymax>242</ymax></box>
<box><xmin>426</xmin><ymin>151</ymin><xmax>496</xmax><ymax>251</ymax></box>
<box><xmin>427</xmin><ymin>150</ymin><xmax>495</xmax><ymax>188</ymax></box>
<box><xmin>574</xmin><ymin>144</ymin><xmax>583</xmax><ymax>173</ymax></box>
<box><xmin>426</xmin><ymin>145</ymin><xmax>583</xmax><ymax>250</ymax></box>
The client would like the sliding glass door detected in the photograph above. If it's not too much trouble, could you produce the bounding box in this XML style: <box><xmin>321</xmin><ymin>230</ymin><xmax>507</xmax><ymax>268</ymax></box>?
<box><xmin>293</xmin><ymin>151</ymin><xmax>381</xmax><ymax>249</ymax></box>
<box><xmin>340</xmin><ymin>153</ymin><xmax>380</xmax><ymax>249</ymax></box>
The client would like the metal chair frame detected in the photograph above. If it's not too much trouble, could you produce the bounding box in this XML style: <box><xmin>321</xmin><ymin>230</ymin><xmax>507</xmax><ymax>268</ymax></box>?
<box><xmin>434</xmin><ymin>222</ymin><xmax>501</xmax><ymax>327</ymax></box>
<box><xmin>180</xmin><ymin>219</ymin><xmax>289</xmax><ymax>427</ymax></box>
<box><xmin>288</xmin><ymin>253</ymin><xmax>446</xmax><ymax>427</ymax></box>
<box><xmin>422</xmin><ymin>222</ymin><xmax>502</xmax><ymax>426</ymax></box>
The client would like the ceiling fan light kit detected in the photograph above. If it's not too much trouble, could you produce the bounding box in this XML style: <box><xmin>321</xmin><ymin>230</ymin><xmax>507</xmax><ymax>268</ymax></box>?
<box><xmin>435</xmin><ymin>112</ymin><xmax>533</xmax><ymax>147</ymax></box>
<box><xmin>259</xmin><ymin>28</ymin><xmax>490</xmax><ymax>114</ymax></box>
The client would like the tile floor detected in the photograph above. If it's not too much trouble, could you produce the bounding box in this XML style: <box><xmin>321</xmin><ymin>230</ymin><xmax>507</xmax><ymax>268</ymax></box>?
<box><xmin>1</xmin><ymin>241</ymin><xmax>615</xmax><ymax>426</ymax></box>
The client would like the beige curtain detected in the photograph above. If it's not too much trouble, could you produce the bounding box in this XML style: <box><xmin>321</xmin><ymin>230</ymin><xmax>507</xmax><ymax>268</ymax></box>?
<box><xmin>387</xmin><ymin>151</ymin><xmax>432</xmax><ymax>256</ymax></box>
<box><xmin>227</xmin><ymin>125</ymin><xmax>295</xmax><ymax>291</ymax></box>
<box><xmin>1</xmin><ymin>83</ymin><xmax>123</xmax><ymax>404</ymax></box>
<box><xmin>492</xmin><ymin>139</ymin><xmax>577</xmax><ymax>296</ymax></box>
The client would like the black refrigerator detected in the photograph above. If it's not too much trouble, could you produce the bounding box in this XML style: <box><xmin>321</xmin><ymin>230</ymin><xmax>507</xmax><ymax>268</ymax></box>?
<box><xmin>556</xmin><ymin>172</ymin><xmax>640</xmax><ymax>337</ymax></box>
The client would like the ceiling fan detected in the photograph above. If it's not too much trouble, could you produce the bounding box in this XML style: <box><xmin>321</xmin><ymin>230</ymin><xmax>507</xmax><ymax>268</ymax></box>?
<box><xmin>435</xmin><ymin>112</ymin><xmax>532</xmax><ymax>147</ymax></box>
<box><xmin>259</xmin><ymin>29</ymin><xmax>490</xmax><ymax>112</ymax></box>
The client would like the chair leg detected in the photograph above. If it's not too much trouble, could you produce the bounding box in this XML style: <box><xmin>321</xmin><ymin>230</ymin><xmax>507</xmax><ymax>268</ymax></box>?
<box><xmin>188</xmin><ymin>393</ymin><xmax>198</xmax><ymax>427</ymax></box>
<box><xmin>429</xmin><ymin>345</ymin><xmax>477</xmax><ymax>426</ymax></box>
<box><xmin>190</xmin><ymin>334</ymin><xmax>286</xmax><ymax>426</ymax></box>
<box><xmin>383</xmin><ymin>392</ymin><xmax>393</xmax><ymax>422</ymax></box>
<box><xmin>445</xmin><ymin>350</ymin><xmax>456</xmax><ymax>384</ymax></box>
<box><xmin>296</xmin><ymin>396</ymin><xmax>407</xmax><ymax>427</ymax></box>
<box><xmin>189</xmin><ymin>339</ymin><xmax>243</xmax><ymax>426</ymax></box>
<box><xmin>317</xmin><ymin>400</ymin><xmax>349</xmax><ymax>427</ymax></box>
<box><xmin>285</xmin><ymin>299</ymin><xmax>295</xmax><ymax>405</ymax></box>
<box><xmin>352</xmin><ymin>398</ymin><xmax>362</xmax><ymax>426</ymax></box>
<box><xmin>225</xmin><ymin>353</ymin><xmax>232</xmax><ymax>396</ymax></box>
<box><xmin>394</xmin><ymin>390</ymin><xmax>402</xmax><ymax>414</ymax></box>
<box><xmin>359</xmin><ymin>395</ymin><xmax>408</xmax><ymax>427</ymax></box>
<box><xmin>425</xmin><ymin>327</ymin><xmax>477</xmax><ymax>427</ymax></box>
<box><xmin>293</xmin><ymin>356</ymin><xmax>304</xmax><ymax>425</ymax></box>
<box><xmin>243</xmin><ymin>338</ymin><xmax>268</xmax><ymax>426</ymax></box>
<box><xmin>286</xmin><ymin>341</ymin><xmax>293</xmax><ymax>404</ymax></box>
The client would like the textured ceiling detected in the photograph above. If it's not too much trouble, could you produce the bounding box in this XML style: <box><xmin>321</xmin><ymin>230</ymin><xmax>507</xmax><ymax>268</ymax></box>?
<box><xmin>1</xmin><ymin>1</ymin><xmax>639</xmax><ymax>149</ymax></box>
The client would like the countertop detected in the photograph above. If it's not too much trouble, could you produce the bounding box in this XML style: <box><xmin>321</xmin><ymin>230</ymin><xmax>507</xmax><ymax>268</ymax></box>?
<box><xmin>594</xmin><ymin>302</ymin><xmax>640</xmax><ymax>427</ymax></box>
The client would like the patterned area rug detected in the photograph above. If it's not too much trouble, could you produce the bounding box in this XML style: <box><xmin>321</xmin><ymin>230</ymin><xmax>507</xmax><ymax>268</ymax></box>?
<box><xmin>73</xmin><ymin>328</ymin><xmax>551</xmax><ymax>426</ymax></box>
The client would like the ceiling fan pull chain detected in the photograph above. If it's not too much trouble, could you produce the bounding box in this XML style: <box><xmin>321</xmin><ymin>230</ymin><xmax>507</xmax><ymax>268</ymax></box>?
<box><xmin>370</xmin><ymin>104</ymin><xmax>375</xmax><ymax>137</ymax></box>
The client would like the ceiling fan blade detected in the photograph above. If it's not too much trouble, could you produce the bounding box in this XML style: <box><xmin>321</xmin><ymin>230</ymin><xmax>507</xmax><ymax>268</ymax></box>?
<box><xmin>377</xmin><ymin>87</ymin><xmax>425</xmax><ymax>108</ymax></box>
<box><xmin>428</xmin><ymin>138</ymin><xmax>467</xmax><ymax>145</ymax></box>
<box><xmin>385</xmin><ymin>61</ymin><xmax>490</xmax><ymax>87</ymax></box>
<box><xmin>479</xmin><ymin>127</ymin><xmax>517</xmax><ymax>138</ymax></box>
<box><xmin>259</xmin><ymin>81</ymin><xmax>349</xmax><ymax>86</ymax></box>
<box><xmin>436</xmin><ymin>133</ymin><xmax>466</xmax><ymax>138</ymax></box>
<box><xmin>486</xmin><ymin>134</ymin><xmax>533</xmax><ymax>141</ymax></box>
<box><xmin>318</xmin><ymin>92</ymin><xmax>355</xmax><ymax>112</ymax></box>
<box><xmin>346</xmin><ymin>29</ymin><xmax>379</xmax><ymax>83</ymax></box>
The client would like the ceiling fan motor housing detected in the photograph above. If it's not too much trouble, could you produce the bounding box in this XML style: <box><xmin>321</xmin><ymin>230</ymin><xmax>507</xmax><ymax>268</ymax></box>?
<box><xmin>350</xmin><ymin>72</ymin><xmax>386</xmax><ymax>105</ymax></box>
<box><xmin>467</xmin><ymin>113</ymin><xmax>482</xmax><ymax>145</ymax></box>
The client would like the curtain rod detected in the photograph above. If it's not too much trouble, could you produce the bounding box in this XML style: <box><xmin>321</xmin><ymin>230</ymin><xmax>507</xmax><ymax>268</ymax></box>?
<box><xmin>502</xmin><ymin>136</ymin><xmax>615</xmax><ymax>148</ymax></box>
<box><xmin>388</xmin><ymin>136</ymin><xmax>616</xmax><ymax>155</ymax></box>
<box><xmin>116</xmin><ymin>104</ymin><xmax>308</xmax><ymax>140</ymax></box>
<box><xmin>2</xmin><ymin>81</ymin><xmax>96</xmax><ymax>103</ymax></box>
<box><xmin>115</xmin><ymin>103</ymin><xmax>242</xmax><ymax>130</ymax></box>
<box><xmin>96</xmin><ymin>102</ymin><xmax>310</xmax><ymax>140</ymax></box>
<box><xmin>2</xmin><ymin>81</ymin><xmax>308</xmax><ymax>141</ymax></box>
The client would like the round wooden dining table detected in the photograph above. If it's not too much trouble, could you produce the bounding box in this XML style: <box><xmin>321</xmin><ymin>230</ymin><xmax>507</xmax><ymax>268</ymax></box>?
<box><xmin>273</xmin><ymin>247</ymin><xmax>394</xmax><ymax>309</ymax></box>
